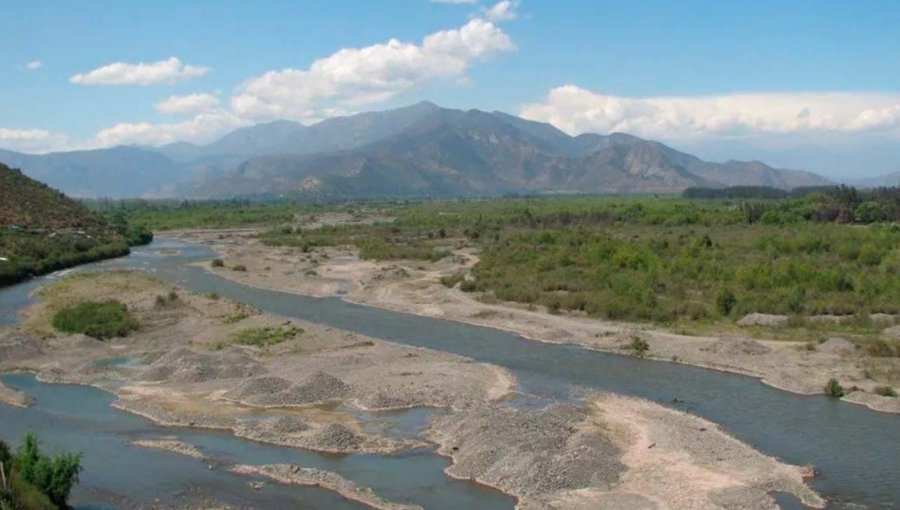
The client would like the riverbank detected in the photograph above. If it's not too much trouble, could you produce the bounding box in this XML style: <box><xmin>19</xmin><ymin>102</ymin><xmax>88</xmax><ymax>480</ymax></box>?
<box><xmin>0</xmin><ymin>268</ymin><xmax>826</xmax><ymax>509</ymax></box>
<box><xmin>170</xmin><ymin>228</ymin><xmax>900</xmax><ymax>414</ymax></box>
<box><xmin>1</xmin><ymin>270</ymin><xmax>514</xmax><ymax>456</ymax></box>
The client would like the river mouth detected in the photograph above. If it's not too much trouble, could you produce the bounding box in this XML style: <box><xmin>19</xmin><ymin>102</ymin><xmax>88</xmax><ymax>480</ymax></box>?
<box><xmin>2</xmin><ymin>237</ymin><xmax>899</xmax><ymax>509</ymax></box>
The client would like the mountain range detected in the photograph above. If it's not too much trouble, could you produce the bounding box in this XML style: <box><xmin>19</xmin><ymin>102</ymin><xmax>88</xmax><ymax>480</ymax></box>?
<box><xmin>0</xmin><ymin>102</ymin><xmax>833</xmax><ymax>199</ymax></box>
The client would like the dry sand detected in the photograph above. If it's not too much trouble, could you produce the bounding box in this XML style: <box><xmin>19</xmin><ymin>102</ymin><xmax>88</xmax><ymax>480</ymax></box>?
<box><xmin>169</xmin><ymin>227</ymin><xmax>900</xmax><ymax>413</ymax></box>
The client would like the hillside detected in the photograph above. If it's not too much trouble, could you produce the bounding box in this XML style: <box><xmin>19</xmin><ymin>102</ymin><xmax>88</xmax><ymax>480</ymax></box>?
<box><xmin>0</xmin><ymin>162</ymin><xmax>150</xmax><ymax>286</ymax></box>
<box><xmin>193</xmin><ymin>106</ymin><xmax>831</xmax><ymax>199</ymax></box>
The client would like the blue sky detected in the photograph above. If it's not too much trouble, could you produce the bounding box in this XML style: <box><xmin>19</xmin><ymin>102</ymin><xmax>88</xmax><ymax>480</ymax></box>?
<box><xmin>2</xmin><ymin>0</ymin><xmax>900</xmax><ymax>178</ymax></box>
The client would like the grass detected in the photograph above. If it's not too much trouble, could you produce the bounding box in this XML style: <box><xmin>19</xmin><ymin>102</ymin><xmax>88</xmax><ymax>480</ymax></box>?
<box><xmin>230</xmin><ymin>325</ymin><xmax>303</xmax><ymax>347</ymax></box>
<box><xmin>51</xmin><ymin>300</ymin><xmax>138</xmax><ymax>339</ymax></box>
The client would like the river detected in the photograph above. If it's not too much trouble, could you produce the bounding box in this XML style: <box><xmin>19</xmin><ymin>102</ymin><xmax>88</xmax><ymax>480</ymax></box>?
<box><xmin>1</xmin><ymin>238</ymin><xmax>898</xmax><ymax>509</ymax></box>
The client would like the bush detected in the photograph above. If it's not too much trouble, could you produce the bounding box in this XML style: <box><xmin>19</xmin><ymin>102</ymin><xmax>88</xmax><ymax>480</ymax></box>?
<box><xmin>628</xmin><ymin>334</ymin><xmax>650</xmax><ymax>357</ymax></box>
<box><xmin>715</xmin><ymin>288</ymin><xmax>737</xmax><ymax>316</ymax></box>
<box><xmin>824</xmin><ymin>378</ymin><xmax>845</xmax><ymax>398</ymax></box>
<box><xmin>2</xmin><ymin>432</ymin><xmax>82</xmax><ymax>510</ymax></box>
<box><xmin>51</xmin><ymin>300</ymin><xmax>138</xmax><ymax>339</ymax></box>
<box><xmin>874</xmin><ymin>385</ymin><xmax>897</xmax><ymax>397</ymax></box>
<box><xmin>231</xmin><ymin>264</ymin><xmax>247</xmax><ymax>272</ymax></box>
<box><xmin>231</xmin><ymin>325</ymin><xmax>303</xmax><ymax>347</ymax></box>
<box><xmin>210</xmin><ymin>258</ymin><xmax>224</xmax><ymax>268</ymax></box>
<box><xmin>439</xmin><ymin>272</ymin><xmax>466</xmax><ymax>288</ymax></box>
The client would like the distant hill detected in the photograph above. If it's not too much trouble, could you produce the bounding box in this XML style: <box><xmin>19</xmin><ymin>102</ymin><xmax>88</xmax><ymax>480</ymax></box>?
<box><xmin>0</xmin><ymin>162</ymin><xmax>148</xmax><ymax>286</ymax></box>
<box><xmin>0</xmin><ymin>146</ymin><xmax>181</xmax><ymax>198</ymax></box>
<box><xmin>848</xmin><ymin>170</ymin><xmax>900</xmax><ymax>189</ymax></box>
<box><xmin>2</xmin><ymin>102</ymin><xmax>831</xmax><ymax>199</ymax></box>
<box><xmin>193</xmin><ymin>105</ymin><xmax>831</xmax><ymax>199</ymax></box>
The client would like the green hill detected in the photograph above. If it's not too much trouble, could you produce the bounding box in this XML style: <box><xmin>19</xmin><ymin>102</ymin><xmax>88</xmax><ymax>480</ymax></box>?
<box><xmin>0</xmin><ymin>162</ymin><xmax>151</xmax><ymax>286</ymax></box>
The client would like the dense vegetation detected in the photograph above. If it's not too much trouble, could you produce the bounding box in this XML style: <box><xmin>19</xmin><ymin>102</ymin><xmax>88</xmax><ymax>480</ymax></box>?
<box><xmin>51</xmin><ymin>300</ymin><xmax>138</xmax><ymax>339</ymax></box>
<box><xmin>110</xmin><ymin>189</ymin><xmax>900</xmax><ymax>332</ymax></box>
<box><xmin>0</xmin><ymin>164</ymin><xmax>152</xmax><ymax>287</ymax></box>
<box><xmin>0</xmin><ymin>433</ymin><xmax>81</xmax><ymax>510</ymax></box>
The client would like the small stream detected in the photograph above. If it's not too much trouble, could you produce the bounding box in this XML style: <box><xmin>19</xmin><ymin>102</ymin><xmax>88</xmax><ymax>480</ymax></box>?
<box><xmin>2</xmin><ymin>238</ymin><xmax>899</xmax><ymax>509</ymax></box>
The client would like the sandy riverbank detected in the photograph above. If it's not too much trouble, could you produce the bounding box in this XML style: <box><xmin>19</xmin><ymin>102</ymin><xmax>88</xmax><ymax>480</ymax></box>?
<box><xmin>0</xmin><ymin>270</ymin><xmax>513</xmax><ymax>455</ymax></box>
<box><xmin>168</xmin><ymin>228</ymin><xmax>900</xmax><ymax>414</ymax></box>
<box><xmin>0</xmin><ymin>269</ymin><xmax>825</xmax><ymax>509</ymax></box>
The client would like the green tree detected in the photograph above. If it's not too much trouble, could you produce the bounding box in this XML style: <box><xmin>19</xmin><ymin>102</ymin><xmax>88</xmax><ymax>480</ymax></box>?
<box><xmin>14</xmin><ymin>433</ymin><xmax>82</xmax><ymax>509</ymax></box>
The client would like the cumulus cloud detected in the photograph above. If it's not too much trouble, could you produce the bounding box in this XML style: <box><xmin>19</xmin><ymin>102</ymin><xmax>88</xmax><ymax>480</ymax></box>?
<box><xmin>0</xmin><ymin>128</ymin><xmax>68</xmax><ymax>153</ymax></box>
<box><xmin>481</xmin><ymin>0</ymin><xmax>519</xmax><ymax>22</ymax></box>
<box><xmin>70</xmin><ymin>57</ymin><xmax>210</xmax><ymax>85</ymax></box>
<box><xmin>25</xmin><ymin>61</ymin><xmax>42</xmax><ymax>70</ymax></box>
<box><xmin>91</xmin><ymin>111</ymin><xmax>244</xmax><ymax>147</ymax></box>
<box><xmin>231</xmin><ymin>18</ymin><xmax>515</xmax><ymax>121</ymax></box>
<box><xmin>520</xmin><ymin>85</ymin><xmax>900</xmax><ymax>140</ymax></box>
<box><xmin>155</xmin><ymin>93</ymin><xmax>220</xmax><ymax>115</ymax></box>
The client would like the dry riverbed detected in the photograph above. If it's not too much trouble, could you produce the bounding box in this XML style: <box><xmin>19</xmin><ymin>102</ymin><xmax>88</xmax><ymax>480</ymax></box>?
<box><xmin>170</xmin><ymin>227</ymin><xmax>900</xmax><ymax>414</ymax></box>
<box><xmin>0</xmin><ymin>269</ymin><xmax>825</xmax><ymax>509</ymax></box>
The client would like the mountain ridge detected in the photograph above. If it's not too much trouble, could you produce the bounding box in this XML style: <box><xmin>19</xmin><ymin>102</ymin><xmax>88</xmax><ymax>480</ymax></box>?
<box><xmin>0</xmin><ymin>102</ymin><xmax>831</xmax><ymax>199</ymax></box>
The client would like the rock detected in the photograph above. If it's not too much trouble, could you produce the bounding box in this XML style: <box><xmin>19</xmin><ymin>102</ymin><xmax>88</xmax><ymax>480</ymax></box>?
<box><xmin>737</xmin><ymin>313</ymin><xmax>789</xmax><ymax>328</ymax></box>
<box><xmin>883</xmin><ymin>325</ymin><xmax>900</xmax><ymax>340</ymax></box>
<box><xmin>818</xmin><ymin>337</ymin><xmax>856</xmax><ymax>355</ymax></box>
<box><xmin>704</xmin><ymin>336</ymin><xmax>771</xmax><ymax>356</ymax></box>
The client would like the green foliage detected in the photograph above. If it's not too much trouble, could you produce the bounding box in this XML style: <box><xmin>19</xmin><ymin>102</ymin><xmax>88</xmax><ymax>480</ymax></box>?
<box><xmin>231</xmin><ymin>264</ymin><xmax>247</xmax><ymax>272</ymax></box>
<box><xmin>51</xmin><ymin>300</ymin><xmax>138</xmax><ymax>339</ymax></box>
<box><xmin>231</xmin><ymin>325</ymin><xmax>303</xmax><ymax>347</ymax></box>
<box><xmin>0</xmin><ymin>163</ymin><xmax>152</xmax><ymax>287</ymax></box>
<box><xmin>0</xmin><ymin>433</ymin><xmax>81</xmax><ymax>510</ymax></box>
<box><xmin>210</xmin><ymin>258</ymin><xmax>224</xmax><ymax>268</ymax></box>
<box><xmin>825</xmin><ymin>378</ymin><xmax>845</xmax><ymax>398</ymax></box>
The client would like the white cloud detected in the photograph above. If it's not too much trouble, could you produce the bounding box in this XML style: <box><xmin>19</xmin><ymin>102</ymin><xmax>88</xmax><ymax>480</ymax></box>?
<box><xmin>0</xmin><ymin>128</ymin><xmax>68</xmax><ymax>153</ymax></box>
<box><xmin>520</xmin><ymin>85</ymin><xmax>900</xmax><ymax>140</ymax></box>
<box><xmin>70</xmin><ymin>57</ymin><xmax>210</xmax><ymax>85</ymax></box>
<box><xmin>481</xmin><ymin>0</ymin><xmax>518</xmax><ymax>22</ymax></box>
<box><xmin>155</xmin><ymin>93</ymin><xmax>220</xmax><ymax>115</ymax></box>
<box><xmin>91</xmin><ymin>111</ymin><xmax>244</xmax><ymax>147</ymax></box>
<box><xmin>231</xmin><ymin>18</ymin><xmax>515</xmax><ymax>121</ymax></box>
<box><xmin>26</xmin><ymin>61</ymin><xmax>42</xmax><ymax>70</ymax></box>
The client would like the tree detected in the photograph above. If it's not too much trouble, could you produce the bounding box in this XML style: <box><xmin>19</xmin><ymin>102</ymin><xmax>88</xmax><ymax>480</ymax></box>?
<box><xmin>13</xmin><ymin>433</ymin><xmax>81</xmax><ymax>509</ymax></box>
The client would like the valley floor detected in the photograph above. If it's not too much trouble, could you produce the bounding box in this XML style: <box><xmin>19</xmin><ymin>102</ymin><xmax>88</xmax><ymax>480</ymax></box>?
<box><xmin>171</xmin><ymin>227</ymin><xmax>900</xmax><ymax>414</ymax></box>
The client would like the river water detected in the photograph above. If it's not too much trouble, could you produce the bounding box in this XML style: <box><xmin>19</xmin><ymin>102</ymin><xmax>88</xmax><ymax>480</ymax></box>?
<box><xmin>1</xmin><ymin>238</ymin><xmax>898</xmax><ymax>509</ymax></box>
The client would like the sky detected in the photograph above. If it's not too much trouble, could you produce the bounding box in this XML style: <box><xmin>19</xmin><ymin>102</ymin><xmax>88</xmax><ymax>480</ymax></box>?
<box><xmin>2</xmin><ymin>0</ymin><xmax>900</xmax><ymax>179</ymax></box>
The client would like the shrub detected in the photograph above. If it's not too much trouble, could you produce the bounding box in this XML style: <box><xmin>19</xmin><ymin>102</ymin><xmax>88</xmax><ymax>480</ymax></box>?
<box><xmin>231</xmin><ymin>325</ymin><xmax>303</xmax><ymax>347</ymax></box>
<box><xmin>167</xmin><ymin>290</ymin><xmax>178</xmax><ymax>302</ymax></box>
<box><xmin>824</xmin><ymin>378</ymin><xmax>845</xmax><ymax>398</ymax></box>
<box><xmin>51</xmin><ymin>300</ymin><xmax>138</xmax><ymax>339</ymax></box>
<box><xmin>715</xmin><ymin>288</ymin><xmax>737</xmax><ymax>316</ymax></box>
<box><xmin>154</xmin><ymin>295</ymin><xmax>167</xmax><ymax>308</ymax></box>
<box><xmin>3</xmin><ymin>432</ymin><xmax>82</xmax><ymax>510</ymax></box>
<box><xmin>874</xmin><ymin>385</ymin><xmax>897</xmax><ymax>397</ymax></box>
<box><xmin>206</xmin><ymin>292</ymin><xmax>220</xmax><ymax>300</ymax></box>
<box><xmin>628</xmin><ymin>334</ymin><xmax>650</xmax><ymax>357</ymax></box>
<box><xmin>231</xmin><ymin>264</ymin><xmax>247</xmax><ymax>272</ymax></box>
<box><xmin>210</xmin><ymin>258</ymin><xmax>224</xmax><ymax>268</ymax></box>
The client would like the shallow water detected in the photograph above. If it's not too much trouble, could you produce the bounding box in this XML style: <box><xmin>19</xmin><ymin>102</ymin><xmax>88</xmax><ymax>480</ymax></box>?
<box><xmin>2</xmin><ymin>237</ymin><xmax>899</xmax><ymax>508</ymax></box>
<box><xmin>0</xmin><ymin>373</ymin><xmax>514</xmax><ymax>510</ymax></box>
